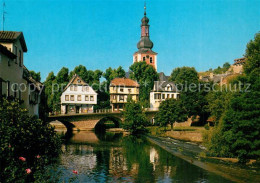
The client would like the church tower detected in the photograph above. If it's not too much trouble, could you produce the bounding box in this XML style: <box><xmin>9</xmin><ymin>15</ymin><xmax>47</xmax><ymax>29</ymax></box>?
<box><xmin>133</xmin><ymin>3</ymin><xmax>157</xmax><ymax>71</ymax></box>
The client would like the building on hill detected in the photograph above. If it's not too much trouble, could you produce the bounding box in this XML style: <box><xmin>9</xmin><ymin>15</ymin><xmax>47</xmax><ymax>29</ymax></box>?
<box><xmin>110</xmin><ymin>78</ymin><xmax>139</xmax><ymax>111</ymax></box>
<box><xmin>229</xmin><ymin>57</ymin><xmax>246</xmax><ymax>74</ymax></box>
<box><xmin>133</xmin><ymin>4</ymin><xmax>158</xmax><ymax>71</ymax></box>
<box><xmin>0</xmin><ymin>31</ymin><xmax>43</xmax><ymax>117</ymax></box>
<box><xmin>60</xmin><ymin>74</ymin><xmax>97</xmax><ymax>114</ymax></box>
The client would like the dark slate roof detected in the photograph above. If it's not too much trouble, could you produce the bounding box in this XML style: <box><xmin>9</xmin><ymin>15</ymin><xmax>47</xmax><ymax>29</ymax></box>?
<box><xmin>159</xmin><ymin>72</ymin><xmax>169</xmax><ymax>81</ymax></box>
<box><xmin>0</xmin><ymin>31</ymin><xmax>27</xmax><ymax>52</ymax></box>
<box><xmin>134</xmin><ymin>49</ymin><xmax>157</xmax><ymax>55</ymax></box>
<box><xmin>0</xmin><ymin>44</ymin><xmax>16</xmax><ymax>59</ymax></box>
<box><xmin>137</xmin><ymin>37</ymin><xmax>153</xmax><ymax>50</ymax></box>
<box><xmin>152</xmin><ymin>81</ymin><xmax>178</xmax><ymax>92</ymax></box>
<box><xmin>141</xmin><ymin>15</ymin><xmax>149</xmax><ymax>26</ymax></box>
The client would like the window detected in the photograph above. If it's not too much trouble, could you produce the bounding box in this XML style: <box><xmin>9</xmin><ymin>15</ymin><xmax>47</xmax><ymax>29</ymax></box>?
<box><xmin>119</xmin><ymin>95</ymin><xmax>124</xmax><ymax>101</ymax></box>
<box><xmin>18</xmin><ymin>90</ymin><xmax>21</xmax><ymax>100</ymax></box>
<box><xmin>19</xmin><ymin>50</ymin><xmax>22</xmax><ymax>66</ymax></box>
<box><xmin>70</xmin><ymin>85</ymin><xmax>73</xmax><ymax>91</ymax></box>
<box><xmin>128</xmin><ymin>89</ymin><xmax>131</xmax><ymax>93</ymax></box>
<box><xmin>120</xmin><ymin>88</ymin><xmax>123</xmax><ymax>92</ymax></box>
<box><xmin>8</xmin><ymin>59</ymin><xmax>11</xmax><ymax>66</ymax></box>
<box><xmin>90</xmin><ymin>95</ymin><xmax>94</xmax><ymax>101</ymax></box>
<box><xmin>77</xmin><ymin>95</ymin><xmax>81</xmax><ymax>101</ymax></box>
<box><xmin>85</xmin><ymin>95</ymin><xmax>89</xmax><ymax>101</ymax></box>
<box><xmin>7</xmin><ymin>81</ymin><xmax>10</xmax><ymax>97</ymax></box>
<box><xmin>167</xmin><ymin>94</ymin><xmax>170</xmax><ymax>99</ymax></box>
<box><xmin>86</xmin><ymin>86</ymin><xmax>89</xmax><ymax>92</ymax></box>
<box><xmin>70</xmin><ymin>95</ymin><xmax>74</xmax><ymax>101</ymax></box>
<box><xmin>0</xmin><ymin>78</ymin><xmax>2</xmax><ymax>98</ymax></box>
<box><xmin>150</xmin><ymin>57</ymin><xmax>153</xmax><ymax>63</ymax></box>
<box><xmin>14</xmin><ymin>84</ymin><xmax>17</xmax><ymax>98</ymax></box>
<box><xmin>177</xmin><ymin>94</ymin><xmax>180</xmax><ymax>99</ymax></box>
<box><xmin>65</xmin><ymin>95</ymin><xmax>69</xmax><ymax>101</ymax></box>
<box><xmin>143</xmin><ymin>57</ymin><xmax>145</xmax><ymax>61</ymax></box>
<box><xmin>14</xmin><ymin>46</ymin><xmax>17</xmax><ymax>64</ymax></box>
<box><xmin>162</xmin><ymin>94</ymin><xmax>165</xmax><ymax>99</ymax></box>
<box><xmin>154</xmin><ymin>94</ymin><xmax>157</xmax><ymax>100</ymax></box>
<box><xmin>135</xmin><ymin>56</ymin><xmax>137</xmax><ymax>62</ymax></box>
<box><xmin>74</xmin><ymin>86</ymin><xmax>77</xmax><ymax>91</ymax></box>
<box><xmin>77</xmin><ymin>79</ymin><xmax>81</xmax><ymax>83</ymax></box>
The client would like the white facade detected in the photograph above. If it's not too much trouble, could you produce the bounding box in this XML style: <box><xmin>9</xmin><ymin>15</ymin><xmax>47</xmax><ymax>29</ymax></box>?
<box><xmin>60</xmin><ymin>75</ymin><xmax>97</xmax><ymax>114</ymax></box>
<box><xmin>150</xmin><ymin>82</ymin><xmax>180</xmax><ymax>109</ymax></box>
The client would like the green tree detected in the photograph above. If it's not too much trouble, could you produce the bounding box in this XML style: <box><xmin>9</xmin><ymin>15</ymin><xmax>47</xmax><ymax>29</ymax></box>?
<box><xmin>170</xmin><ymin>67</ymin><xmax>198</xmax><ymax>85</ymax></box>
<box><xmin>223</xmin><ymin>62</ymin><xmax>230</xmax><ymax>69</ymax></box>
<box><xmin>155</xmin><ymin>99</ymin><xmax>187</xmax><ymax>130</ymax></box>
<box><xmin>69</xmin><ymin>65</ymin><xmax>88</xmax><ymax>82</ymax></box>
<box><xmin>205</xmin><ymin>32</ymin><xmax>260</xmax><ymax>163</ymax></box>
<box><xmin>169</xmin><ymin>67</ymin><xmax>202</xmax><ymax>118</ymax></box>
<box><xmin>129</xmin><ymin>62</ymin><xmax>158</xmax><ymax>106</ymax></box>
<box><xmin>56</xmin><ymin>67</ymin><xmax>69</xmax><ymax>84</ymax></box>
<box><xmin>103</xmin><ymin>66</ymin><xmax>126</xmax><ymax>84</ymax></box>
<box><xmin>123</xmin><ymin>99</ymin><xmax>149</xmax><ymax>134</ymax></box>
<box><xmin>43</xmin><ymin>72</ymin><xmax>56</xmax><ymax>112</ymax></box>
<box><xmin>244</xmin><ymin>32</ymin><xmax>260</xmax><ymax>75</ymax></box>
<box><xmin>29</xmin><ymin>71</ymin><xmax>41</xmax><ymax>82</ymax></box>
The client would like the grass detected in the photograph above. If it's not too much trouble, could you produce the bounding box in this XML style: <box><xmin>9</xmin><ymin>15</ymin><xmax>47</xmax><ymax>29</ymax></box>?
<box><xmin>146</xmin><ymin>125</ymin><xmax>207</xmax><ymax>137</ymax></box>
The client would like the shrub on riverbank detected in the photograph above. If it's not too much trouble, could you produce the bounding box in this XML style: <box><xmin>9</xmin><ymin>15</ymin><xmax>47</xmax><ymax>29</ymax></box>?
<box><xmin>0</xmin><ymin>98</ymin><xmax>61</xmax><ymax>182</ymax></box>
<box><xmin>122</xmin><ymin>100</ymin><xmax>149</xmax><ymax>134</ymax></box>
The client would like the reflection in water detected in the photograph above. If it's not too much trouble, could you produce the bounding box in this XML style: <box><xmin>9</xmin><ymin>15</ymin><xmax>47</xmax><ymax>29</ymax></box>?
<box><xmin>55</xmin><ymin>131</ymin><xmax>232</xmax><ymax>182</ymax></box>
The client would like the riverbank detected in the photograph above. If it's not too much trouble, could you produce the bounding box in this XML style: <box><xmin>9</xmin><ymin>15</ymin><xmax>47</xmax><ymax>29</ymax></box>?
<box><xmin>147</xmin><ymin>126</ymin><xmax>205</xmax><ymax>143</ymax></box>
<box><xmin>146</xmin><ymin>135</ymin><xmax>260</xmax><ymax>183</ymax></box>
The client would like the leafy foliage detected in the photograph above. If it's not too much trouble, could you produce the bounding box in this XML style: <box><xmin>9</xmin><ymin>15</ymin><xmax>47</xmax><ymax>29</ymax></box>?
<box><xmin>169</xmin><ymin>67</ymin><xmax>208</xmax><ymax>119</ymax></box>
<box><xmin>205</xmin><ymin>32</ymin><xmax>260</xmax><ymax>163</ymax></box>
<box><xmin>29</xmin><ymin>71</ymin><xmax>41</xmax><ymax>82</ymax></box>
<box><xmin>129</xmin><ymin>62</ymin><xmax>158</xmax><ymax>106</ymax></box>
<box><xmin>155</xmin><ymin>99</ymin><xmax>187</xmax><ymax>130</ymax></box>
<box><xmin>122</xmin><ymin>99</ymin><xmax>149</xmax><ymax>134</ymax></box>
<box><xmin>244</xmin><ymin>32</ymin><xmax>260</xmax><ymax>75</ymax></box>
<box><xmin>0</xmin><ymin>98</ymin><xmax>61</xmax><ymax>182</ymax></box>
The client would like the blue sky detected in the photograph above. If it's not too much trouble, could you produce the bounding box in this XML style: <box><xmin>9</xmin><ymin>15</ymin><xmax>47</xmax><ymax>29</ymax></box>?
<box><xmin>3</xmin><ymin>0</ymin><xmax>260</xmax><ymax>81</ymax></box>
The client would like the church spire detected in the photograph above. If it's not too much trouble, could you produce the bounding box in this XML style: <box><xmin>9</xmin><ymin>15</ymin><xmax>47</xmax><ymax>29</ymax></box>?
<box><xmin>144</xmin><ymin>1</ymin><xmax>146</xmax><ymax>16</ymax></box>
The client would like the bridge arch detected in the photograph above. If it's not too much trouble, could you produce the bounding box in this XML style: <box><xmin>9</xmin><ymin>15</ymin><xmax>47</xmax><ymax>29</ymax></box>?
<box><xmin>94</xmin><ymin>116</ymin><xmax>123</xmax><ymax>130</ymax></box>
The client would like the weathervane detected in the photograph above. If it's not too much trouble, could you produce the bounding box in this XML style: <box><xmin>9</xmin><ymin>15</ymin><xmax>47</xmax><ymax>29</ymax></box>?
<box><xmin>2</xmin><ymin>0</ymin><xmax>6</xmax><ymax>31</ymax></box>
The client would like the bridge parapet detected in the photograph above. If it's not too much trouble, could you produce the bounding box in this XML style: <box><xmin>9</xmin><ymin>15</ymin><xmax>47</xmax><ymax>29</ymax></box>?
<box><xmin>47</xmin><ymin>109</ymin><xmax>158</xmax><ymax>131</ymax></box>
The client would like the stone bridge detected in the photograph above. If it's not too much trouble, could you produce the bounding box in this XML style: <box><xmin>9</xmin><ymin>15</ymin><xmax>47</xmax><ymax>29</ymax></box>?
<box><xmin>47</xmin><ymin>110</ymin><xmax>158</xmax><ymax>131</ymax></box>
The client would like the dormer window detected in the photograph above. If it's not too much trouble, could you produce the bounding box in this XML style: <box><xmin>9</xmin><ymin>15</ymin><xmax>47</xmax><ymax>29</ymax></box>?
<box><xmin>77</xmin><ymin>79</ymin><xmax>81</xmax><ymax>83</ymax></box>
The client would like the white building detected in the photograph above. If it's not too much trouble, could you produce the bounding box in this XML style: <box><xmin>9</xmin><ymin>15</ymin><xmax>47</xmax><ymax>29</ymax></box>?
<box><xmin>150</xmin><ymin>80</ymin><xmax>180</xmax><ymax>109</ymax></box>
<box><xmin>60</xmin><ymin>74</ymin><xmax>97</xmax><ymax>114</ymax></box>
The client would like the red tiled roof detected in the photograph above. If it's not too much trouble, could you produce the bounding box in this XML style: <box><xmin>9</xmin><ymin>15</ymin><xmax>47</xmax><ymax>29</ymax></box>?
<box><xmin>110</xmin><ymin>78</ymin><xmax>139</xmax><ymax>87</ymax></box>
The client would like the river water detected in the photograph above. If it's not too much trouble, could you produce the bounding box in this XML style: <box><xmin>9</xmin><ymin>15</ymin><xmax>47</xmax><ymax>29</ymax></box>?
<box><xmin>55</xmin><ymin>131</ymin><xmax>232</xmax><ymax>183</ymax></box>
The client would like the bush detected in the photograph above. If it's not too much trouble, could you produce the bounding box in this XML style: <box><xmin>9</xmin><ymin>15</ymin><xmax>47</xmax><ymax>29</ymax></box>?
<box><xmin>122</xmin><ymin>100</ymin><xmax>149</xmax><ymax>134</ymax></box>
<box><xmin>0</xmin><ymin>98</ymin><xmax>61</xmax><ymax>182</ymax></box>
